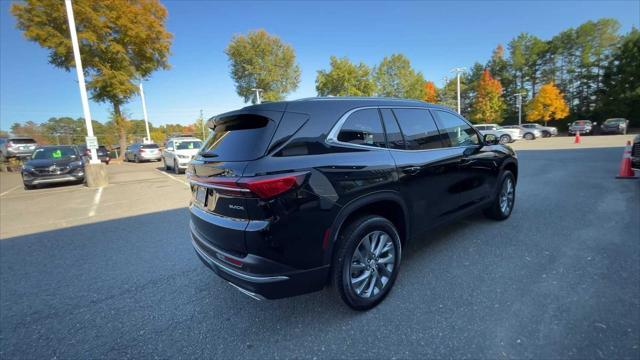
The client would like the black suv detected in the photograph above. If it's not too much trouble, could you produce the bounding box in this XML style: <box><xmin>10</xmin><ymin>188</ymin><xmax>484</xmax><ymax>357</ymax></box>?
<box><xmin>188</xmin><ymin>98</ymin><xmax>517</xmax><ymax>310</ymax></box>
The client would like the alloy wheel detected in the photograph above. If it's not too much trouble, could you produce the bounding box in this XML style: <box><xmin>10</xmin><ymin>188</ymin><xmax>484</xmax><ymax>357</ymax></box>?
<box><xmin>499</xmin><ymin>177</ymin><xmax>515</xmax><ymax>215</ymax></box>
<box><xmin>349</xmin><ymin>230</ymin><xmax>396</xmax><ymax>298</ymax></box>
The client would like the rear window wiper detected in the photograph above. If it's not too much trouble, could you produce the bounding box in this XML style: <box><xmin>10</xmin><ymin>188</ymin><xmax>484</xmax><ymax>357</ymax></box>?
<box><xmin>199</xmin><ymin>152</ymin><xmax>218</xmax><ymax>158</ymax></box>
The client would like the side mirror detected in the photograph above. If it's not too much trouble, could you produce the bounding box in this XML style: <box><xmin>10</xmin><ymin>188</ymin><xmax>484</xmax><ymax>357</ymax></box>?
<box><xmin>484</xmin><ymin>133</ymin><xmax>499</xmax><ymax>145</ymax></box>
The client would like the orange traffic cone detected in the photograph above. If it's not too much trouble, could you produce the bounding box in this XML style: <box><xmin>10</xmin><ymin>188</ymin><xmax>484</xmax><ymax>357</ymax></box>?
<box><xmin>574</xmin><ymin>130</ymin><xmax>580</xmax><ymax>144</ymax></box>
<box><xmin>616</xmin><ymin>141</ymin><xmax>638</xmax><ymax>179</ymax></box>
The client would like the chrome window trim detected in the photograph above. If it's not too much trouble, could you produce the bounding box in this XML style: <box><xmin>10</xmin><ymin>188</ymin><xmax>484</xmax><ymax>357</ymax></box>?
<box><xmin>325</xmin><ymin>106</ymin><xmax>481</xmax><ymax>153</ymax></box>
<box><xmin>190</xmin><ymin>180</ymin><xmax>251</xmax><ymax>193</ymax></box>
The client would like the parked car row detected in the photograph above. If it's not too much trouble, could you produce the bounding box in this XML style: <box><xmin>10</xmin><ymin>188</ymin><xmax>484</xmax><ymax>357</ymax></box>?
<box><xmin>122</xmin><ymin>136</ymin><xmax>205</xmax><ymax>175</ymax></box>
<box><xmin>569</xmin><ymin>118</ymin><xmax>630</xmax><ymax>136</ymax></box>
<box><xmin>473</xmin><ymin>123</ymin><xmax>558</xmax><ymax>143</ymax></box>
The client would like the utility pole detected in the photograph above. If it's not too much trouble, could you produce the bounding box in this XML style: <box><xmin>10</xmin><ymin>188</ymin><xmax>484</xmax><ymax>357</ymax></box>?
<box><xmin>199</xmin><ymin>109</ymin><xmax>205</xmax><ymax>140</ymax></box>
<box><xmin>139</xmin><ymin>82</ymin><xmax>151</xmax><ymax>143</ymax></box>
<box><xmin>251</xmin><ymin>88</ymin><xmax>263</xmax><ymax>104</ymax></box>
<box><xmin>65</xmin><ymin>0</ymin><xmax>107</xmax><ymax>186</ymax></box>
<box><xmin>513</xmin><ymin>93</ymin><xmax>526</xmax><ymax>126</ymax></box>
<box><xmin>451</xmin><ymin>67</ymin><xmax>466</xmax><ymax>114</ymax></box>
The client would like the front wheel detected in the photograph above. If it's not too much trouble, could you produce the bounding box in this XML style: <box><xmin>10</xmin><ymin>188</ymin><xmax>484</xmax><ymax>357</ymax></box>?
<box><xmin>174</xmin><ymin>160</ymin><xmax>181</xmax><ymax>174</ymax></box>
<box><xmin>484</xmin><ymin>171</ymin><xmax>516</xmax><ymax>220</ymax></box>
<box><xmin>499</xmin><ymin>135</ymin><xmax>511</xmax><ymax>144</ymax></box>
<box><xmin>524</xmin><ymin>133</ymin><xmax>535</xmax><ymax>140</ymax></box>
<box><xmin>333</xmin><ymin>215</ymin><xmax>401</xmax><ymax>311</ymax></box>
<box><xmin>164</xmin><ymin>158</ymin><xmax>170</xmax><ymax>171</ymax></box>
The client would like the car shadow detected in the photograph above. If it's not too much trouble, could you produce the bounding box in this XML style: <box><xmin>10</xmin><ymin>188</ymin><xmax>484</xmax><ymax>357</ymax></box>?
<box><xmin>0</xmin><ymin>206</ymin><xmax>488</xmax><ymax>358</ymax></box>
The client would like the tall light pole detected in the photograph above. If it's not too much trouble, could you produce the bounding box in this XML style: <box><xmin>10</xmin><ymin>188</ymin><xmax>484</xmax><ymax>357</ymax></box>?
<box><xmin>65</xmin><ymin>0</ymin><xmax>98</xmax><ymax>164</ymax></box>
<box><xmin>65</xmin><ymin>0</ymin><xmax>107</xmax><ymax>187</ymax></box>
<box><xmin>513</xmin><ymin>93</ymin><xmax>526</xmax><ymax>126</ymax></box>
<box><xmin>251</xmin><ymin>88</ymin><xmax>263</xmax><ymax>104</ymax></box>
<box><xmin>451</xmin><ymin>67</ymin><xmax>466</xmax><ymax>114</ymax></box>
<box><xmin>139</xmin><ymin>82</ymin><xmax>151</xmax><ymax>143</ymax></box>
<box><xmin>199</xmin><ymin>109</ymin><xmax>206</xmax><ymax>140</ymax></box>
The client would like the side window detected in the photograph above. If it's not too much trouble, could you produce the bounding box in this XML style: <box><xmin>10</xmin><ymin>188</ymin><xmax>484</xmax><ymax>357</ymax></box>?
<box><xmin>337</xmin><ymin>109</ymin><xmax>385</xmax><ymax>148</ymax></box>
<box><xmin>380</xmin><ymin>109</ymin><xmax>405</xmax><ymax>150</ymax></box>
<box><xmin>167</xmin><ymin>141</ymin><xmax>173</xmax><ymax>149</ymax></box>
<box><xmin>434</xmin><ymin>111</ymin><xmax>480</xmax><ymax>147</ymax></box>
<box><xmin>392</xmin><ymin>108</ymin><xmax>443</xmax><ymax>150</ymax></box>
<box><xmin>475</xmin><ymin>125</ymin><xmax>485</xmax><ymax>131</ymax></box>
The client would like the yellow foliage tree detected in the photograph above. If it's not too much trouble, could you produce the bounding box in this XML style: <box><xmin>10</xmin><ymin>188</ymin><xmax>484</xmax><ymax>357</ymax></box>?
<box><xmin>526</xmin><ymin>82</ymin><xmax>569</xmax><ymax>125</ymax></box>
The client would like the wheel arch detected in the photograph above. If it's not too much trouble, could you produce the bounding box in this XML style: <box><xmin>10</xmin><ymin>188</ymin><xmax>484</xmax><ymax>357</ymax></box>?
<box><xmin>324</xmin><ymin>191</ymin><xmax>410</xmax><ymax>266</ymax></box>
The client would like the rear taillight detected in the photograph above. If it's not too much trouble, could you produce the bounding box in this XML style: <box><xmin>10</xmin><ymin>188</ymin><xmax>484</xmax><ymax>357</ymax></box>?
<box><xmin>239</xmin><ymin>175</ymin><xmax>300</xmax><ymax>199</ymax></box>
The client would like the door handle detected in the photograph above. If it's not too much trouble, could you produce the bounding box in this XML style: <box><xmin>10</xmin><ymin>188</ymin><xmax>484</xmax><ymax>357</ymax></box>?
<box><xmin>403</xmin><ymin>166</ymin><xmax>421</xmax><ymax>175</ymax></box>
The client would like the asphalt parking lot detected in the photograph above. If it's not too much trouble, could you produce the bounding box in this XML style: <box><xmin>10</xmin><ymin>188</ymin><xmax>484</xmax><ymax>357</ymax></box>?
<box><xmin>1</xmin><ymin>141</ymin><xmax>639</xmax><ymax>358</ymax></box>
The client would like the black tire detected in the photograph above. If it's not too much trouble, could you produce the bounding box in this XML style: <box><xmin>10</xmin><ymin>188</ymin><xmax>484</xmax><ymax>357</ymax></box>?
<box><xmin>134</xmin><ymin>155</ymin><xmax>140</xmax><ymax>163</ymax></box>
<box><xmin>483</xmin><ymin>171</ymin><xmax>516</xmax><ymax>221</ymax></box>
<box><xmin>524</xmin><ymin>133</ymin><xmax>535</xmax><ymax>140</ymax></box>
<box><xmin>23</xmin><ymin>183</ymin><xmax>35</xmax><ymax>190</ymax></box>
<box><xmin>164</xmin><ymin>158</ymin><xmax>170</xmax><ymax>171</ymax></box>
<box><xmin>542</xmin><ymin>131</ymin><xmax>550</xmax><ymax>138</ymax></box>
<box><xmin>332</xmin><ymin>215</ymin><xmax>402</xmax><ymax>311</ymax></box>
<box><xmin>499</xmin><ymin>135</ymin><xmax>511</xmax><ymax>144</ymax></box>
<box><xmin>174</xmin><ymin>160</ymin><xmax>180</xmax><ymax>174</ymax></box>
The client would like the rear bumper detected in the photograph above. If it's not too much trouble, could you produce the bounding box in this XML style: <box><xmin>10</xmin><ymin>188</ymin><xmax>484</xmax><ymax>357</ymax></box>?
<box><xmin>5</xmin><ymin>149</ymin><xmax>34</xmax><ymax>158</ymax></box>
<box><xmin>139</xmin><ymin>153</ymin><xmax>161</xmax><ymax>160</ymax></box>
<box><xmin>190</xmin><ymin>220</ymin><xmax>329</xmax><ymax>300</ymax></box>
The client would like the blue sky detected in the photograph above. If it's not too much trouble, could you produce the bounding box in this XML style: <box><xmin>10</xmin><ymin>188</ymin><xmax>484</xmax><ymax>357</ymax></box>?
<box><xmin>1</xmin><ymin>0</ymin><xmax>639</xmax><ymax>130</ymax></box>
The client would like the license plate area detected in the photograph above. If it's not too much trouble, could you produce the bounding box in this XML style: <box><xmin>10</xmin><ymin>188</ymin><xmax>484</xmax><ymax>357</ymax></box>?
<box><xmin>195</xmin><ymin>185</ymin><xmax>208</xmax><ymax>206</ymax></box>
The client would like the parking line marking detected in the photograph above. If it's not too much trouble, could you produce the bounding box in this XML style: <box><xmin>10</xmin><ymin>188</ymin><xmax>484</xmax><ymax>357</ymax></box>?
<box><xmin>155</xmin><ymin>169</ymin><xmax>190</xmax><ymax>189</ymax></box>
<box><xmin>88</xmin><ymin>187</ymin><xmax>103</xmax><ymax>217</ymax></box>
<box><xmin>0</xmin><ymin>185</ymin><xmax>21</xmax><ymax>197</ymax></box>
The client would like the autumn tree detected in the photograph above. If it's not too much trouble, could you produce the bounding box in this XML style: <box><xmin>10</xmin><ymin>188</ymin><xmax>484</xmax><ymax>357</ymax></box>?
<box><xmin>11</xmin><ymin>0</ymin><xmax>173</xmax><ymax>159</ymax></box>
<box><xmin>526</xmin><ymin>82</ymin><xmax>569</xmax><ymax>125</ymax></box>
<box><xmin>226</xmin><ymin>30</ymin><xmax>301</xmax><ymax>103</ymax></box>
<box><xmin>374</xmin><ymin>54</ymin><xmax>425</xmax><ymax>99</ymax></box>
<box><xmin>316</xmin><ymin>56</ymin><xmax>375</xmax><ymax>96</ymax></box>
<box><xmin>469</xmin><ymin>69</ymin><xmax>505</xmax><ymax>124</ymax></box>
<box><xmin>423</xmin><ymin>81</ymin><xmax>438</xmax><ymax>103</ymax></box>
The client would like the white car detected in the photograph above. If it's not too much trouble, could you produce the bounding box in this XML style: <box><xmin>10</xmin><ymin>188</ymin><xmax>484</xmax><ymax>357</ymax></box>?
<box><xmin>473</xmin><ymin>124</ymin><xmax>522</xmax><ymax>144</ymax></box>
<box><xmin>162</xmin><ymin>137</ymin><xmax>203</xmax><ymax>174</ymax></box>
<box><xmin>502</xmin><ymin>125</ymin><xmax>543</xmax><ymax>140</ymax></box>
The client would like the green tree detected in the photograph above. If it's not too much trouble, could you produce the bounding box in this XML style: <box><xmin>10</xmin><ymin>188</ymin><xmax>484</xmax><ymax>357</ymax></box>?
<box><xmin>42</xmin><ymin>117</ymin><xmax>84</xmax><ymax>144</ymax></box>
<box><xmin>225</xmin><ymin>29</ymin><xmax>301</xmax><ymax>103</ymax></box>
<box><xmin>10</xmin><ymin>121</ymin><xmax>48</xmax><ymax>144</ymax></box>
<box><xmin>12</xmin><ymin>0</ymin><xmax>173</xmax><ymax>158</ymax></box>
<box><xmin>0</xmin><ymin>130</ymin><xmax>9</xmax><ymax>138</ymax></box>
<box><xmin>316</xmin><ymin>56</ymin><xmax>375</xmax><ymax>96</ymax></box>
<box><xmin>192</xmin><ymin>112</ymin><xmax>210</xmax><ymax>140</ymax></box>
<box><xmin>373</xmin><ymin>54</ymin><xmax>425</xmax><ymax>99</ymax></box>
<box><xmin>598</xmin><ymin>28</ymin><xmax>640</xmax><ymax>126</ymax></box>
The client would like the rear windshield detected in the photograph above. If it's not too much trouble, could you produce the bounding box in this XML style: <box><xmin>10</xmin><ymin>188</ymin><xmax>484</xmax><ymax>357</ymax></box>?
<box><xmin>200</xmin><ymin>113</ymin><xmax>279</xmax><ymax>161</ymax></box>
<box><xmin>175</xmin><ymin>140</ymin><xmax>202</xmax><ymax>150</ymax></box>
<box><xmin>10</xmin><ymin>138</ymin><xmax>36</xmax><ymax>144</ymax></box>
<box><xmin>574</xmin><ymin>120</ymin><xmax>591</xmax><ymax>126</ymax></box>
<box><xmin>605</xmin><ymin>118</ymin><xmax>625</xmax><ymax>124</ymax></box>
<box><xmin>32</xmin><ymin>147</ymin><xmax>77</xmax><ymax>160</ymax></box>
<box><xmin>141</xmin><ymin>144</ymin><xmax>159</xmax><ymax>149</ymax></box>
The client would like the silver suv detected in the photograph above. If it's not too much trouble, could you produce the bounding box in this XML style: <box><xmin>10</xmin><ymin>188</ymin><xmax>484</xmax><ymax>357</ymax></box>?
<box><xmin>0</xmin><ymin>137</ymin><xmax>37</xmax><ymax>160</ymax></box>
<box><xmin>162</xmin><ymin>136</ymin><xmax>203</xmax><ymax>174</ymax></box>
